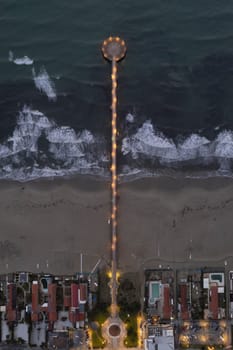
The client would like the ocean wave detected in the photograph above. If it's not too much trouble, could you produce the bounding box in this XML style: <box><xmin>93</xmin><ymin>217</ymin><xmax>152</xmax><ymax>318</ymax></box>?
<box><xmin>2</xmin><ymin>108</ymin><xmax>233</xmax><ymax>181</ymax></box>
<box><xmin>122</xmin><ymin>119</ymin><xmax>233</xmax><ymax>169</ymax></box>
<box><xmin>126</xmin><ymin>113</ymin><xmax>134</xmax><ymax>123</ymax></box>
<box><xmin>122</xmin><ymin>120</ymin><xmax>177</xmax><ymax>160</ymax></box>
<box><xmin>32</xmin><ymin>67</ymin><xmax>57</xmax><ymax>101</ymax></box>
<box><xmin>0</xmin><ymin>106</ymin><xmax>107</xmax><ymax>181</ymax></box>
<box><xmin>8</xmin><ymin>50</ymin><xmax>34</xmax><ymax>65</ymax></box>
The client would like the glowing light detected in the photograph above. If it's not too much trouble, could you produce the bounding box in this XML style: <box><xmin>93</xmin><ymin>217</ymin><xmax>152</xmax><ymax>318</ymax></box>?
<box><xmin>88</xmin><ymin>328</ymin><xmax>93</xmax><ymax>350</ymax></box>
<box><xmin>179</xmin><ymin>335</ymin><xmax>190</xmax><ymax>348</ymax></box>
<box><xmin>101</xmin><ymin>37</ymin><xmax>127</xmax><ymax>317</ymax></box>
<box><xmin>101</xmin><ymin>36</ymin><xmax>126</xmax><ymax>63</ymax></box>
<box><xmin>137</xmin><ymin>316</ymin><xmax>142</xmax><ymax>347</ymax></box>
<box><xmin>220</xmin><ymin>333</ymin><xmax>228</xmax><ymax>346</ymax></box>
<box><xmin>199</xmin><ymin>334</ymin><xmax>208</xmax><ymax>343</ymax></box>
<box><xmin>219</xmin><ymin>320</ymin><xmax>227</xmax><ymax>328</ymax></box>
<box><xmin>199</xmin><ymin>320</ymin><xmax>208</xmax><ymax>328</ymax></box>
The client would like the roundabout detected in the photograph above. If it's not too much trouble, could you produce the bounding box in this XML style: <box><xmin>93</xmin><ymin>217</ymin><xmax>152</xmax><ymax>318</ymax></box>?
<box><xmin>108</xmin><ymin>323</ymin><xmax>121</xmax><ymax>337</ymax></box>
<box><xmin>102</xmin><ymin>316</ymin><xmax>126</xmax><ymax>348</ymax></box>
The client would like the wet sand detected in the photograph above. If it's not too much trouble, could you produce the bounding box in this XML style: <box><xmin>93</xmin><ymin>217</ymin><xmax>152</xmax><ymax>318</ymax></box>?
<box><xmin>0</xmin><ymin>175</ymin><xmax>233</xmax><ymax>274</ymax></box>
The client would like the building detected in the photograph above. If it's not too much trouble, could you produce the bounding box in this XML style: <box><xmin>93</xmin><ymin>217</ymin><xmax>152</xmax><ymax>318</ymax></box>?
<box><xmin>48</xmin><ymin>283</ymin><xmax>57</xmax><ymax>322</ymax></box>
<box><xmin>31</xmin><ymin>281</ymin><xmax>40</xmax><ymax>322</ymax></box>
<box><xmin>144</xmin><ymin>324</ymin><xmax>175</xmax><ymax>350</ymax></box>
<box><xmin>0</xmin><ymin>271</ymin><xmax>90</xmax><ymax>347</ymax></box>
<box><xmin>203</xmin><ymin>271</ymin><xmax>225</xmax><ymax>319</ymax></box>
<box><xmin>180</xmin><ymin>284</ymin><xmax>189</xmax><ymax>320</ymax></box>
<box><xmin>6</xmin><ymin>283</ymin><xmax>17</xmax><ymax>322</ymax></box>
<box><xmin>148</xmin><ymin>281</ymin><xmax>172</xmax><ymax>320</ymax></box>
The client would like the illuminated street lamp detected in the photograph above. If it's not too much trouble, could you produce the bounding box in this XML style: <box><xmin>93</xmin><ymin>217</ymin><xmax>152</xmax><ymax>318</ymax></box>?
<box><xmin>101</xmin><ymin>36</ymin><xmax>126</xmax><ymax>317</ymax></box>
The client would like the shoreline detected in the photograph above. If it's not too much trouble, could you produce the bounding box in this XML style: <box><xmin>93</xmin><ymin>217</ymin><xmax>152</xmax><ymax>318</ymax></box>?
<box><xmin>0</xmin><ymin>174</ymin><xmax>233</xmax><ymax>274</ymax></box>
<box><xmin>1</xmin><ymin>170</ymin><xmax>233</xmax><ymax>186</ymax></box>
<box><xmin>0</xmin><ymin>166</ymin><xmax>233</xmax><ymax>186</ymax></box>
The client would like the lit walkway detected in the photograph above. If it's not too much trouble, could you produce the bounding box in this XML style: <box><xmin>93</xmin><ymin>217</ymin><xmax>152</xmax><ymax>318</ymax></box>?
<box><xmin>102</xmin><ymin>316</ymin><xmax>127</xmax><ymax>349</ymax></box>
<box><xmin>101</xmin><ymin>36</ymin><xmax>127</xmax><ymax>347</ymax></box>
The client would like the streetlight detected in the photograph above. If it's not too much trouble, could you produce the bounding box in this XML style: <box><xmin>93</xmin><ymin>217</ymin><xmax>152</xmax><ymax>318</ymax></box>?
<box><xmin>101</xmin><ymin>36</ymin><xmax>126</xmax><ymax>317</ymax></box>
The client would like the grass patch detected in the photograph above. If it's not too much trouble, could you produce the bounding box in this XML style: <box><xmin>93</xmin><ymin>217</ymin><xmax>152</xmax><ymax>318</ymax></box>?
<box><xmin>89</xmin><ymin>303</ymin><xmax>109</xmax><ymax>349</ymax></box>
<box><xmin>122</xmin><ymin>313</ymin><xmax>138</xmax><ymax>348</ymax></box>
<box><xmin>88</xmin><ymin>303</ymin><xmax>109</xmax><ymax>325</ymax></box>
<box><xmin>92</xmin><ymin>328</ymin><xmax>106</xmax><ymax>349</ymax></box>
<box><xmin>124</xmin><ymin>315</ymin><xmax>138</xmax><ymax>348</ymax></box>
<box><xmin>118</xmin><ymin>296</ymin><xmax>140</xmax><ymax>348</ymax></box>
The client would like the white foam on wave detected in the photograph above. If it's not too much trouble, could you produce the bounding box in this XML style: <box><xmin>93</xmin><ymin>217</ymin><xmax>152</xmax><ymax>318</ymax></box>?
<box><xmin>126</xmin><ymin>113</ymin><xmax>134</xmax><ymax>123</ymax></box>
<box><xmin>215</xmin><ymin>130</ymin><xmax>233</xmax><ymax>157</ymax></box>
<box><xmin>178</xmin><ymin>134</ymin><xmax>210</xmax><ymax>161</ymax></box>
<box><xmin>9</xmin><ymin>50</ymin><xmax>34</xmax><ymax>65</ymax></box>
<box><xmin>180</xmin><ymin>134</ymin><xmax>209</xmax><ymax>149</ymax></box>
<box><xmin>32</xmin><ymin>67</ymin><xmax>57</xmax><ymax>101</ymax></box>
<box><xmin>0</xmin><ymin>106</ymin><xmax>105</xmax><ymax>180</ymax></box>
<box><xmin>2</xmin><ymin>109</ymin><xmax>233</xmax><ymax>181</ymax></box>
<box><xmin>122</xmin><ymin>120</ymin><xmax>178</xmax><ymax>160</ymax></box>
<box><xmin>122</xmin><ymin>119</ymin><xmax>233</xmax><ymax>165</ymax></box>
<box><xmin>0</xmin><ymin>145</ymin><xmax>11</xmax><ymax>158</ymax></box>
<box><xmin>47</xmin><ymin>127</ymin><xmax>95</xmax><ymax>161</ymax></box>
<box><xmin>8</xmin><ymin>106</ymin><xmax>54</xmax><ymax>154</ymax></box>
<box><xmin>1</xmin><ymin>165</ymin><xmax>107</xmax><ymax>182</ymax></box>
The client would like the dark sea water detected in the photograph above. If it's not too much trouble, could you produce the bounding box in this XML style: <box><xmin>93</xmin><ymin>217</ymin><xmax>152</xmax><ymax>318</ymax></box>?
<box><xmin>1</xmin><ymin>0</ymin><xmax>233</xmax><ymax>180</ymax></box>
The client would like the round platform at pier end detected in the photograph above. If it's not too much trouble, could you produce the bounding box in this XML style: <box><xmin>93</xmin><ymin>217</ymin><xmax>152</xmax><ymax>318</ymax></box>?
<box><xmin>101</xmin><ymin>36</ymin><xmax>127</xmax><ymax>62</ymax></box>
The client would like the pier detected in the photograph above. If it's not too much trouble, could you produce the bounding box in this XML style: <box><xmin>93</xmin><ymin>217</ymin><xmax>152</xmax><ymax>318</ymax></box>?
<box><xmin>101</xmin><ymin>36</ymin><xmax>127</xmax><ymax>347</ymax></box>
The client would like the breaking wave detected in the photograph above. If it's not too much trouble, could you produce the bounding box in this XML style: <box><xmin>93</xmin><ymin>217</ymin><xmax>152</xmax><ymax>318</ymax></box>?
<box><xmin>1</xmin><ymin>109</ymin><xmax>233</xmax><ymax>181</ymax></box>
<box><xmin>8</xmin><ymin>51</ymin><xmax>34</xmax><ymax>65</ymax></box>
<box><xmin>32</xmin><ymin>67</ymin><xmax>57</xmax><ymax>101</ymax></box>
<box><xmin>0</xmin><ymin>106</ymin><xmax>107</xmax><ymax>181</ymax></box>
<box><xmin>122</xmin><ymin>119</ymin><xmax>233</xmax><ymax>174</ymax></box>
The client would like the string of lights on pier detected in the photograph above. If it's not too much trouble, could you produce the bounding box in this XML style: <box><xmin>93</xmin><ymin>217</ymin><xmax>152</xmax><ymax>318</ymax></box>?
<box><xmin>101</xmin><ymin>36</ymin><xmax>126</xmax><ymax>317</ymax></box>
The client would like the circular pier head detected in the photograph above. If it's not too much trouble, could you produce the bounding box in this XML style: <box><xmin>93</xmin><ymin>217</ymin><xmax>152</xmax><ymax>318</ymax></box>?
<box><xmin>108</xmin><ymin>323</ymin><xmax>121</xmax><ymax>337</ymax></box>
<box><xmin>102</xmin><ymin>36</ymin><xmax>127</xmax><ymax>62</ymax></box>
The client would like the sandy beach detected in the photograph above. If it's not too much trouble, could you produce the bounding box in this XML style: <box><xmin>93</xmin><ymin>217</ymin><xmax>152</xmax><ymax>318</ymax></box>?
<box><xmin>0</xmin><ymin>175</ymin><xmax>233</xmax><ymax>275</ymax></box>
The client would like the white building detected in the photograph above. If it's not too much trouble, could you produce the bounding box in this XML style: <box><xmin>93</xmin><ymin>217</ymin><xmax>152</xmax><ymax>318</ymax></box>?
<box><xmin>144</xmin><ymin>324</ymin><xmax>175</xmax><ymax>350</ymax></box>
